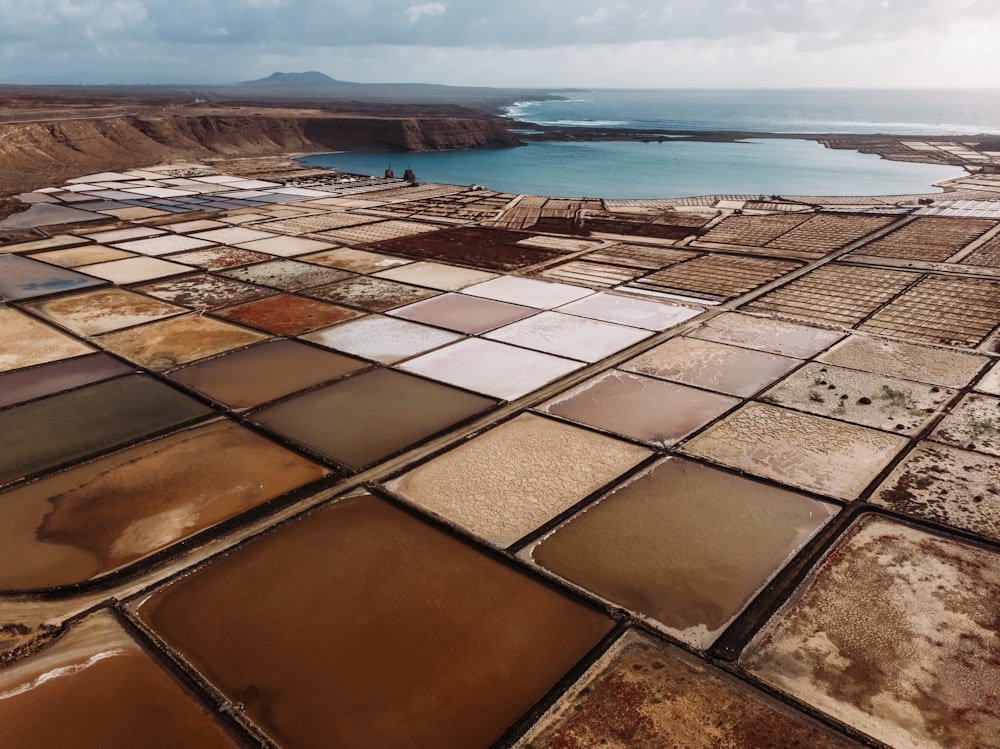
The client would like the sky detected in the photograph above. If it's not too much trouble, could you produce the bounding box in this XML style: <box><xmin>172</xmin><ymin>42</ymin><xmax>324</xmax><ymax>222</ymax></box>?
<box><xmin>2</xmin><ymin>0</ymin><xmax>1000</xmax><ymax>88</ymax></box>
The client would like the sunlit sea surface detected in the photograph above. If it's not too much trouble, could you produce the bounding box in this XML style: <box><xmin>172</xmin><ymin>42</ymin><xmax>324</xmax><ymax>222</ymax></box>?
<box><xmin>301</xmin><ymin>89</ymin><xmax>996</xmax><ymax>199</ymax></box>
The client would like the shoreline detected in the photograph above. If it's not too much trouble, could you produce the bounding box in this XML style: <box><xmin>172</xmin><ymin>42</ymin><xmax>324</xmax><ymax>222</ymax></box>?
<box><xmin>1</xmin><ymin>87</ymin><xmax>997</xmax><ymax>202</ymax></box>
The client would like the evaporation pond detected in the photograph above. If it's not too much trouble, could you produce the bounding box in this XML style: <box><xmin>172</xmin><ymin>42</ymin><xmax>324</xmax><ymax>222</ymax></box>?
<box><xmin>136</xmin><ymin>494</ymin><xmax>612</xmax><ymax>749</ymax></box>
<box><xmin>517</xmin><ymin>630</ymin><xmax>863</xmax><ymax>749</ymax></box>
<box><xmin>168</xmin><ymin>339</ymin><xmax>367</xmax><ymax>409</ymax></box>
<box><xmin>742</xmin><ymin>515</ymin><xmax>1000</xmax><ymax>749</ymax></box>
<box><xmin>527</xmin><ymin>457</ymin><xmax>837</xmax><ymax>649</ymax></box>
<box><xmin>0</xmin><ymin>375</ymin><xmax>212</xmax><ymax>485</ymax></box>
<box><xmin>251</xmin><ymin>367</ymin><xmax>496</xmax><ymax>470</ymax></box>
<box><xmin>0</xmin><ymin>419</ymin><xmax>327</xmax><ymax>590</ymax></box>
<box><xmin>0</xmin><ymin>611</ymin><xmax>240</xmax><ymax>748</ymax></box>
<box><xmin>539</xmin><ymin>370</ymin><xmax>738</xmax><ymax>446</ymax></box>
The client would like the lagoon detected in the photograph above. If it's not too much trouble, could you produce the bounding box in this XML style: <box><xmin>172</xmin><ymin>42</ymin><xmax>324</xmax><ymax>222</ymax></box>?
<box><xmin>301</xmin><ymin>138</ymin><xmax>964</xmax><ymax>200</ymax></box>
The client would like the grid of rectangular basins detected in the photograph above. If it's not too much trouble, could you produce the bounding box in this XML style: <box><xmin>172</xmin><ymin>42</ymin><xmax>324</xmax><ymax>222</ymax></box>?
<box><xmin>318</xmin><ymin>219</ymin><xmax>443</xmax><ymax>244</ymax></box>
<box><xmin>622</xmin><ymin>254</ymin><xmax>802</xmax><ymax>302</ymax></box>
<box><xmin>536</xmin><ymin>260</ymin><xmax>647</xmax><ymax>288</ymax></box>
<box><xmin>373</xmin><ymin>192</ymin><xmax>517</xmax><ymax>221</ymax></box>
<box><xmin>534</xmin><ymin>244</ymin><xmax>702</xmax><ymax>289</ymax></box>
<box><xmin>746</xmin><ymin>263</ymin><xmax>1000</xmax><ymax>348</ymax></box>
<box><xmin>764</xmin><ymin>213</ymin><xmax>898</xmax><ymax>253</ymax></box>
<box><xmin>848</xmin><ymin>216</ymin><xmax>997</xmax><ymax>262</ymax></box>
<box><xmin>4</xmin><ymin>163</ymin><xmax>1000</xmax><ymax>749</ymax></box>
<box><xmin>962</xmin><ymin>234</ymin><xmax>1000</xmax><ymax>267</ymax></box>
<box><xmin>585</xmin><ymin>243</ymin><xmax>700</xmax><ymax>270</ymax></box>
<box><xmin>858</xmin><ymin>276</ymin><xmax>1000</xmax><ymax>346</ymax></box>
<box><xmin>254</xmin><ymin>213</ymin><xmax>384</xmax><ymax>235</ymax></box>
<box><xmin>698</xmin><ymin>212</ymin><xmax>899</xmax><ymax>254</ymax></box>
<box><xmin>699</xmin><ymin>213</ymin><xmax>810</xmax><ymax>246</ymax></box>
<box><xmin>743</xmin><ymin>264</ymin><xmax>918</xmax><ymax>327</ymax></box>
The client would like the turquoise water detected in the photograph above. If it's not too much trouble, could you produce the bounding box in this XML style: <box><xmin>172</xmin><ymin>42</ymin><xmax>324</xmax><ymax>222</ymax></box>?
<box><xmin>302</xmin><ymin>139</ymin><xmax>963</xmax><ymax>199</ymax></box>
<box><xmin>301</xmin><ymin>89</ymin><xmax>991</xmax><ymax>199</ymax></box>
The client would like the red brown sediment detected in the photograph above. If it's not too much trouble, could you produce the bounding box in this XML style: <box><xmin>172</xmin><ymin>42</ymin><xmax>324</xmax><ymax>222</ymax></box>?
<box><xmin>137</xmin><ymin>494</ymin><xmax>613</xmax><ymax>749</ymax></box>
<box><xmin>0</xmin><ymin>419</ymin><xmax>328</xmax><ymax>590</ymax></box>
<box><xmin>0</xmin><ymin>611</ymin><xmax>241</xmax><ymax>747</ymax></box>
<box><xmin>517</xmin><ymin>629</ymin><xmax>864</xmax><ymax>748</ymax></box>
<box><xmin>213</xmin><ymin>293</ymin><xmax>364</xmax><ymax>334</ymax></box>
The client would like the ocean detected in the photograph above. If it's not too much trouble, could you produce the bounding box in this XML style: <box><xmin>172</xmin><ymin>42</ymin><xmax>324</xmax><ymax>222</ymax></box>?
<box><xmin>504</xmin><ymin>89</ymin><xmax>1000</xmax><ymax>136</ymax></box>
<box><xmin>301</xmin><ymin>89</ymin><xmax>998</xmax><ymax>199</ymax></box>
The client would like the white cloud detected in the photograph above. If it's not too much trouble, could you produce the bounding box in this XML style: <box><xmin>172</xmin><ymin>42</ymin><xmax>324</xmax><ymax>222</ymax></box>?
<box><xmin>407</xmin><ymin>2</ymin><xmax>445</xmax><ymax>24</ymax></box>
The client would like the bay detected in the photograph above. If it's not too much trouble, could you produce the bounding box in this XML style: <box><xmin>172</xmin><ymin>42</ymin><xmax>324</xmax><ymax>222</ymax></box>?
<box><xmin>301</xmin><ymin>139</ymin><xmax>964</xmax><ymax>200</ymax></box>
<box><xmin>300</xmin><ymin>89</ymin><xmax>992</xmax><ymax>199</ymax></box>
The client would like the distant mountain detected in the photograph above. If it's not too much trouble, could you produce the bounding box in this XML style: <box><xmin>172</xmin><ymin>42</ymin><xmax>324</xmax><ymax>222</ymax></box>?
<box><xmin>241</xmin><ymin>71</ymin><xmax>344</xmax><ymax>87</ymax></box>
<box><xmin>224</xmin><ymin>71</ymin><xmax>568</xmax><ymax>112</ymax></box>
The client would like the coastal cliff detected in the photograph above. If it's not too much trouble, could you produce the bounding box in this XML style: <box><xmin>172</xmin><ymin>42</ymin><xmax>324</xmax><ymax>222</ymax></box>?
<box><xmin>0</xmin><ymin>113</ymin><xmax>522</xmax><ymax>196</ymax></box>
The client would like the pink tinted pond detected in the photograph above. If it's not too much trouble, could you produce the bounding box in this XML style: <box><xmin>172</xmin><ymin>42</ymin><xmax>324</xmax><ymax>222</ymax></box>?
<box><xmin>463</xmin><ymin>275</ymin><xmax>593</xmax><ymax>308</ymax></box>
<box><xmin>398</xmin><ymin>338</ymin><xmax>582</xmax><ymax>401</ymax></box>
<box><xmin>389</xmin><ymin>292</ymin><xmax>538</xmax><ymax>334</ymax></box>
<box><xmin>539</xmin><ymin>370</ymin><xmax>738</xmax><ymax>447</ymax></box>
<box><xmin>623</xmin><ymin>336</ymin><xmax>800</xmax><ymax>397</ymax></box>
<box><xmin>301</xmin><ymin>315</ymin><xmax>462</xmax><ymax>364</ymax></box>
<box><xmin>0</xmin><ymin>353</ymin><xmax>132</xmax><ymax>408</ymax></box>
<box><xmin>485</xmin><ymin>311</ymin><xmax>651</xmax><ymax>363</ymax></box>
<box><xmin>556</xmin><ymin>291</ymin><xmax>702</xmax><ymax>331</ymax></box>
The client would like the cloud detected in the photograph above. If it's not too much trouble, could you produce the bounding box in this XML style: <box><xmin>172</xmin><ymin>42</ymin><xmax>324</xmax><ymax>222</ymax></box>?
<box><xmin>407</xmin><ymin>3</ymin><xmax>445</xmax><ymax>24</ymax></box>
<box><xmin>1</xmin><ymin>0</ymin><xmax>998</xmax><ymax>86</ymax></box>
<box><xmin>6</xmin><ymin>0</ymin><xmax>1000</xmax><ymax>47</ymax></box>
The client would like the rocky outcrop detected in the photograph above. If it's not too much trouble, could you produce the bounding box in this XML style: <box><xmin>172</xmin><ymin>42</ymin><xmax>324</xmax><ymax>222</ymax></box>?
<box><xmin>0</xmin><ymin>113</ymin><xmax>521</xmax><ymax>196</ymax></box>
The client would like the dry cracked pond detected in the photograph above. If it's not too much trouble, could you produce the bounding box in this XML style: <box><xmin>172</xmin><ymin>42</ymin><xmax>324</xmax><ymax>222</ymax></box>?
<box><xmin>1</xmin><ymin>161</ymin><xmax>1000</xmax><ymax>748</ymax></box>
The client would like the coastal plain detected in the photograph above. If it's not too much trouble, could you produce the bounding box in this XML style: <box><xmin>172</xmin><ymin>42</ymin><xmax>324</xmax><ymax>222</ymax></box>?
<box><xmin>2</xmin><ymin>91</ymin><xmax>1000</xmax><ymax>748</ymax></box>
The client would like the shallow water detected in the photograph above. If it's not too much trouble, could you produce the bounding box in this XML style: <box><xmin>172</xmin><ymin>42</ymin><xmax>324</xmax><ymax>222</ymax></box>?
<box><xmin>529</xmin><ymin>457</ymin><xmax>836</xmax><ymax>648</ymax></box>
<box><xmin>138</xmin><ymin>494</ymin><xmax>612</xmax><ymax>749</ymax></box>
<box><xmin>0</xmin><ymin>612</ymin><xmax>239</xmax><ymax>748</ymax></box>
<box><xmin>540</xmin><ymin>370</ymin><xmax>738</xmax><ymax>447</ymax></box>
<box><xmin>0</xmin><ymin>420</ymin><xmax>327</xmax><ymax>590</ymax></box>
<box><xmin>251</xmin><ymin>367</ymin><xmax>496</xmax><ymax>470</ymax></box>
<box><xmin>303</xmin><ymin>138</ymin><xmax>964</xmax><ymax>200</ymax></box>
<box><xmin>0</xmin><ymin>375</ymin><xmax>212</xmax><ymax>485</ymax></box>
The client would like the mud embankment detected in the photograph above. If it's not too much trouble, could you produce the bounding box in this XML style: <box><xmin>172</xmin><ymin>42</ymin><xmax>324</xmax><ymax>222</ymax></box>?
<box><xmin>0</xmin><ymin>113</ymin><xmax>522</xmax><ymax>196</ymax></box>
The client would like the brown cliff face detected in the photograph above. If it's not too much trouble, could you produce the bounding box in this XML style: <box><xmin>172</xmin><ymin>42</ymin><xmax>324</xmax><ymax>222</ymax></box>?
<box><xmin>0</xmin><ymin>113</ymin><xmax>521</xmax><ymax>196</ymax></box>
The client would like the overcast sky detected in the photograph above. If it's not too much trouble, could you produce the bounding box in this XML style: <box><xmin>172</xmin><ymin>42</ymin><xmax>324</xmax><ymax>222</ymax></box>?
<box><xmin>2</xmin><ymin>0</ymin><xmax>999</xmax><ymax>88</ymax></box>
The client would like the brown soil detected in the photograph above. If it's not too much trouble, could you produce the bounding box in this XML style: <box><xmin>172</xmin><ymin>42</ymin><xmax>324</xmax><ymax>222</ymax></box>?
<box><xmin>366</xmin><ymin>226</ymin><xmax>573</xmax><ymax>271</ymax></box>
<box><xmin>0</xmin><ymin>196</ymin><xmax>29</xmax><ymax>220</ymax></box>
<box><xmin>0</xmin><ymin>87</ymin><xmax>523</xmax><ymax>197</ymax></box>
